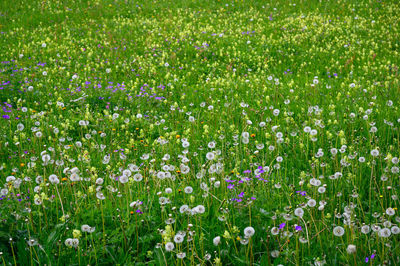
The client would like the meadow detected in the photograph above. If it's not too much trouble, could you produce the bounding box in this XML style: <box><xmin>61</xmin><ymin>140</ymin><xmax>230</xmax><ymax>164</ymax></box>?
<box><xmin>0</xmin><ymin>0</ymin><xmax>400</xmax><ymax>265</ymax></box>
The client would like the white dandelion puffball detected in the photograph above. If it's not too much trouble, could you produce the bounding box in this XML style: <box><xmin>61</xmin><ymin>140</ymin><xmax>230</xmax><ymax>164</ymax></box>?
<box><xmin>333</xmin><ymin>226</ymin><xmax>345</xmax><ymax>237</ymax></box>
<box><xmin>244</xmin><ymin>226</ymin><xmax>255</xmax><ymax>238</ymax></box>
<box><xmin>213</xmin><ymin>236</ymin><xmax>221</xmax><ymax>246</ymax></box>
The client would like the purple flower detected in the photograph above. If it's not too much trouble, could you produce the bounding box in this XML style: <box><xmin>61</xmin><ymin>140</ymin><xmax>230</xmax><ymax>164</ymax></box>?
<box><xmin>279</xmin><ymin>223</ymin><xmax>286</xmax><ymax>230</ymax></box>
<box><xmin>227</xmin><ymin>184</ymin><xmax>235</xmax><ymax>189</ymax></box>
<box><xmin>2</xmin><ymin>115</ymin><xmax>10</xmax><ymax>119</ymax></box>
<box><xmin>295</xmin><ymin>226</ymin><xmax>302</xmax><ymax>231</ymax></box>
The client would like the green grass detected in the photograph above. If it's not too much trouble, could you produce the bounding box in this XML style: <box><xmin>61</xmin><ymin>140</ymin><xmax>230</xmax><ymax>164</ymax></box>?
<box><xmin>0</xmin><ymin>0</ymin><xmax>400</xmax><ymax>265</ymax></box>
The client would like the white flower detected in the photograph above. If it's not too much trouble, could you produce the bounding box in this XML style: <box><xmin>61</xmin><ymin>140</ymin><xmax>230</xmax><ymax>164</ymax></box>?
<box><xmin>182</xmin><ymin>141</ymin><xmax>190</xmax><ymax>148</ymax></box>
<box><xmin>307</xmin><ymin>199</ymin><xmax>317</xmax><ymax>207</ymax></box>
<box><xmin>361</xmin><ymin>225</ymin><xmax>370</xmax><ymax>234</ymax></box>
<box><xmin>391</xmin><ymin>226</ymin><xmax>400</xmax><ymax>234</ymax></box>
<box><xmin>119</xmin><ymin>175</ymin><xmax>129</xmax><ymax>184</ymax></box>
<box><xmin>96</xmin><ymin>191</ymin><xmax>105</xmax><ymax>200</ymax></box>
<box><xmin>48</xmin><ymin>174</ymin><xmax>59</xmax><ymax>185</ymax></box>
<box><xmin>206</xmin><ymin>152</ymin><xmax>215</xmax><ymax>160</ymax></box>
<box><xmin>271</xmin><ymin>227</ymin><xmax>279</xmax><ymax>235</ymax></box>
<box><xmin>65</xmin><ymin>238</ymin><xmax>73</xmax><ymax>247</ymax></box>
<box><xmin>81</xmin><ymin>224</ymin><xmax>91</xmax><ymax>232</ymax></box>
<box><xmin>294</xmin><ymin>208</ymin><xmax>304</xmax><ymax>217</ymax></box>
<box><xmin>244</xmin><ymin>226</ymin><xmax>255</xmax><ymax>238</ymax></box>
<box><xmin>346</xmin><ymin>244</ymin><xmax>356</xmax><ymax>254</ymax></box>
<box><xmin>270</xmin><ymin>250</ymin><xmax>280</xmax><ymax>258</ymax></box>
<box><xmin>213</xmin><ymin>236</ymin><xmax>221</xmax><ymax>246</ymax></box>
<box><xmin>174</xmin><ymin>234</ymin><xmax>184</xmax><ymax>244</ymax></box>
<box><xmin>70</xmin><ymin>173</ymin><xmax>81</xmax><ymax>182</ymax></box>
<box><xmin>133</xmin><ymin>173</ymin><xmax>143</xmax><ymax>182</ymax></box>
<box><xmin>378</xmin><ymin>228</ymin><xmax>391</xmax><ymax>237</ymax></box>
<box><xmin>71</xmin><ymin>238</ymin><xmax>79</xmax><ymax>248</ymax></box>
<box><xmin>333</xmin><ymin>226</ymin><xmax>345</xmax><ymax>237</ymax></box>
<box><xmin>184</xmin><ymin>186</ymin><xmax>193</xmax><ymax>194</ymax></box>
<box><xmin>370</xmin><ymin>149</ymin><xmax>379</xmax><ymax>157</ymax></box>
<box><xmin>386</xmin><ymin>208</ymin><xmax>395</xmax><ymax>216</ymax></box>
<box><xmin>179</xmin><ymin>205</ymin><xmax>189</xmax><ymax>214</ymax></box>
<box><xmin>42</xmin><ymin>154</ymin><xmax>51</xmax><ymax>163</ymax></box>
<box><xmin>17</xmin><ymin>123</ymin><xmax>24</xmax><ymax>131</ymax></box>
<box><xmin>241</xmin><ymin>132</ymin><xmax>249</xmax><ymax>138</ymax></box>
<box><xmin>165</xmin><ymin>242</ymin><xmax>174</xmax><ymax>251</ymax></box>
<box><xmin>195</xmin><ymin>205</ymin><xmax>205</xmax><ymax>214</ymax></box>
<box><xmin>208</xmin><ymin>141</ymin><xmax>216</xmax><ymax>149</ymax></box>
<box><xmin>27</xmin><ymin>238</ymin><xmax>38</xmax><ymax>247</ymax></box>
<box><xmin>176</xmin><ymin>252</ymin><xmax>186</xmax><ymax>259</ymax></box>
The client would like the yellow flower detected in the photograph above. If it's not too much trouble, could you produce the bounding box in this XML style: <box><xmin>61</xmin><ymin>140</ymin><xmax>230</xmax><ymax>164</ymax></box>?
<box><xmin>232</xmin><ymin>226</ymin><xmax>239</xmax><ymax>234</ymax></box>
<box><xmin>73</xmin><ymin>229</ymin><xmax>81</xmax><ymax>239</ymax></box>
<box><xmin>223</xmin><ymin>230</ymin><xmax>231</xmax><ymax>239</ymax></box>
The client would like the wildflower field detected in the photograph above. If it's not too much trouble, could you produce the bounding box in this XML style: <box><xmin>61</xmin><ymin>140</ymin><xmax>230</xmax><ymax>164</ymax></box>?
<box><xmin>1</xmin><ymin>0</ymin><xmax>400</xmax><ymax>265</ymax></box>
